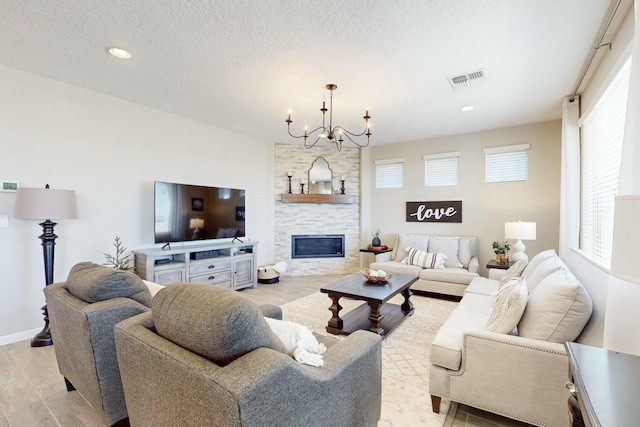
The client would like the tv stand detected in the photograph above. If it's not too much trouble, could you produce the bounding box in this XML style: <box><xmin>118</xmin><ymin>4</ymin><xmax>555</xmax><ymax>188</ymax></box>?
<box><xmin>133</xmin><ymin>240</ymin><xmax>258</xmax><ymax>290</ymax></box>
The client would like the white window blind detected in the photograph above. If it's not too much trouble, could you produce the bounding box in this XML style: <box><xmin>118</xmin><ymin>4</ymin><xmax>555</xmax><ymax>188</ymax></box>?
<box><xmin>423</xmin><ymin>152</ymin><xmax>460</xmax><ymax>186</ymax></box>
<box><xmin>579</xmin><ymin>57</ymin><xmax>630</xmax><ymax>268</ymax></box>
<box><xmin>484</xmin><ymin>144</ymin><xmax>530</xmax><ymax>183</ymax></box>
<box><xmin>375</xmin><ymin>158</ymin><xmax>404</xmax><ymax>188</ymax></box>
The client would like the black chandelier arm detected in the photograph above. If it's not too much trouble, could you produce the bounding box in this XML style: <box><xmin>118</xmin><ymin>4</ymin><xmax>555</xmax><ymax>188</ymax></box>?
<box><xmin>303</xmin><ymin>135</ymin><xmax>323</xmax><ymax>149</ymax></box>
<box><xmin>287</xmin><ymin>124</ymin><xmax>326</xmax><ymax>139</ymax></box>
<box><xmin>340</xmin><ymin>130</ymin><xmax>371</xmax><ymax>148</ymax></box>
<box><xmin>335</xmin><ymin>125</ymin><xmax>371</xmax><ymax>138</ymax></box>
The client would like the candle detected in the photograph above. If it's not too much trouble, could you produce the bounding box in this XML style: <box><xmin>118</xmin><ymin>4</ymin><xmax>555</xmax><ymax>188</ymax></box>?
<box><xmin>287</xmin><ymin>171</ymin><xmax>292</xmax><ymax>177</ymax></box>
<box><xmin>300</xmin><ymin>178</ymin><xmax>304</xmax><ymax>184</ymax></box>
<box><xmin>341</xmin><ymin>175</ymin><xmax>345</xmax><ymax>181</ymax></box>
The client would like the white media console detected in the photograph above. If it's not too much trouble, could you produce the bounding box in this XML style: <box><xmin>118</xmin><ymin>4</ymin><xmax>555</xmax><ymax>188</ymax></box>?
<box><xmin>133</xmin><ymin>240</ymin><xmax>258</xmax><ymax>290</ymax></box>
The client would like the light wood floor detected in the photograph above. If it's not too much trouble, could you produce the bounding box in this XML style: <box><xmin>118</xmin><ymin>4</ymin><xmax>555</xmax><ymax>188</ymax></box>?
<box><xmin>0</xmin><ymin>275</ymin><xmax>335</xmax><ymax>427</ymax></box>
<box><xmin>0</xmin><ymin>275</ymin><xmax>527</xmax><ymax>427</ymax></box>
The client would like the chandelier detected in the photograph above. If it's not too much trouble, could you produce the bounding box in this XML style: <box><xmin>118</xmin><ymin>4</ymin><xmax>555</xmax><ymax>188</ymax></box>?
<box><xmin>286</xmin><ymin>84</ymin><xmax>371</xmax><ymax>151</ymax></box>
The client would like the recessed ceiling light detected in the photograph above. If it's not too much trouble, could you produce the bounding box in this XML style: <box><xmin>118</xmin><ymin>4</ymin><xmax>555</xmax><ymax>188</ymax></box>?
<box><xmin>107</xmin><ymin>47</ymin><xmax>132</xmax><ymax>59</ymax></box>
<box><xmin>460</xmin><ymin>105</ymin><xmax>474</xmax><ymax>112</ymax></box>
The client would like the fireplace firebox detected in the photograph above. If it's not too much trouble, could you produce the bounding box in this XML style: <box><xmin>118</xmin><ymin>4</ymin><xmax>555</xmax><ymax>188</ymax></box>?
<box><xmin>291</xmin><ymin>234</ymin><xmax>345</xmax><ymax>259</ymax></box>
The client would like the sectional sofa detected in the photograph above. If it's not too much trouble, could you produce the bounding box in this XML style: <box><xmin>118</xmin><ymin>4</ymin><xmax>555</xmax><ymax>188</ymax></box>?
<box><xmin>429</xmin><ymin>249</ymin><xmax>593</xmax><ymax>427</ymax></box>
<box><xmin>369</xmin><ymin>234</ymin><xmax>479</xmax><ymax>297</ymax></box>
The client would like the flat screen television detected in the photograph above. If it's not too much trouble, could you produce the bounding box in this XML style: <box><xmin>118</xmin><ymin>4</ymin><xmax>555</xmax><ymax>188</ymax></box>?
<box><xmin>154</xmin><ymin>181</ymin><xmax>246</xmax><ymax>244</ymax></box>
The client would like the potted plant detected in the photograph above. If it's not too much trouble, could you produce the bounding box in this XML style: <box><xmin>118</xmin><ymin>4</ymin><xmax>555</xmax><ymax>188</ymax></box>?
<box><xmin>371</xmin><ymin>229</ymin><xmax>381</xmax><ymax>247</ymax></box>
<box><xmin>103</xmin><ymin>236</ymin><xmax>133</xmax><ymax>271</ymax></box>
<box><xmin>491</xmin><ymin>240</ymin><xmax>511</xmax><ymax>263</ymax></box>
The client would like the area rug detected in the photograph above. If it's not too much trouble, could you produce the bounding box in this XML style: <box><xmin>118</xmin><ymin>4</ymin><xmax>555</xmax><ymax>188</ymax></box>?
<box><xmin>281</xmin><ymin>292</ymin><xmax>458</xmax><ymax>427</ymax></box>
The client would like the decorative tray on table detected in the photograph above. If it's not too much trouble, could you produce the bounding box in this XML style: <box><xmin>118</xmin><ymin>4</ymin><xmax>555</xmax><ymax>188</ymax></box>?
<box><xmin>362</xmin><ymin>268</ymin><xmax>392</xmax><ymax>283</ymax></box>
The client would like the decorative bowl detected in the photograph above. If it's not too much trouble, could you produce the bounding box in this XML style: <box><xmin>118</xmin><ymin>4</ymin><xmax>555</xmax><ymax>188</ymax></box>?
<box><xmin>362</xmin><ymin>268</ymin><xmax>392</xmax><ymax>283</ymax></box>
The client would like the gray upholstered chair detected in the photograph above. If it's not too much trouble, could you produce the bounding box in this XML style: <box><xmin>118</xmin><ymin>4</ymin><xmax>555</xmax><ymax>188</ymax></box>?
<box><xmin>114</xmin><ymin>284</ymin><xmax>383</xmax><ymax>427</ymax></box>
<box><xmin>44</xmin><ymin>262</ymin><xmax>154</xmax><ymax>426</ymax></box>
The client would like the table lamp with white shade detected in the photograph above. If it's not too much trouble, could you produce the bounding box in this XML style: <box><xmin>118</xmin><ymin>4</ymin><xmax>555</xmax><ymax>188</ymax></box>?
<box><xmin>13</xmin><ymin>184</ymin><xmax>77</xmax><ymax>347</ymax></box>
<box><xmin>190</xmin><ymin>218</ymin><xmax>204</xmax><ymax>239</ymax></box>
<box><xmin>505</xmin><ymin>221</ymin><xmax>537</xmax><ymax>263</ymax></box>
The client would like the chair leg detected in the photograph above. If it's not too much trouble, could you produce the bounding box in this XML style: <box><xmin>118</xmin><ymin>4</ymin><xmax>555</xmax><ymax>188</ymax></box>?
<box><xmin>64</xmin><ymin>377</ymin><xmax>75</xmax><ymax>392</ymax></box>
<box><xmin>431</xmin><ymin>395</ymin><xmax>441</xmax><ymax>413</ymax></box>
<box><xmin>111</xmin><ymin>417</ymin><xmax>130</xmax><ymax>427</ymax></box>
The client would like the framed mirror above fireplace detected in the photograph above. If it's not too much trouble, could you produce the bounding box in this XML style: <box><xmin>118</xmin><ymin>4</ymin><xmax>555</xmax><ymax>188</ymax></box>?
<box><xmin>308</xmin><ymin>157</ymin><xmax>333</xmax><ymax>195</ymax></box>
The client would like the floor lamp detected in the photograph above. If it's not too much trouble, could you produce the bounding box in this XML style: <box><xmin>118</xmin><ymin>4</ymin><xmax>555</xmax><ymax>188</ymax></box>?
<box><xmin>13</xmin><ymin>184</ymin><xmax>77</xmax><ymax>347</ymax></box>
<box><xmin>505</xmin><ymin>221</ymin><xmax>536</xmax><ymax>263</ymax></box>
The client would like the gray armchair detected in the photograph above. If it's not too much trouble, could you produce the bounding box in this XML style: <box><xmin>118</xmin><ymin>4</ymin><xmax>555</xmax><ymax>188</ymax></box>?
<box><xmin>44</xmin><ymin>262</ymin><xmax>154</xmax><ymax>426</ymax></box>
<box><xmin>114</xmin><ymin>283</ymin><xmax>382</xmax><ymax>427</ymax></box>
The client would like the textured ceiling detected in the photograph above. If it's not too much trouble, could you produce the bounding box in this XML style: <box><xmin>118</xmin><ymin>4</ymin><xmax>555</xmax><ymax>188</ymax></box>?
<box><xmin>0</xmin><ymin>1</ymin><xmax>621</xmax><ymax>146</ymax></box>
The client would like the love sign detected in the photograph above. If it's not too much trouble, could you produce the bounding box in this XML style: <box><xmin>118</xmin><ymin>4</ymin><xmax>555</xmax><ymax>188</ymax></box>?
<box><xmin>406</xmin><ymin>201</ymin><xmax>462</xmax><ymax>223</ymax></box>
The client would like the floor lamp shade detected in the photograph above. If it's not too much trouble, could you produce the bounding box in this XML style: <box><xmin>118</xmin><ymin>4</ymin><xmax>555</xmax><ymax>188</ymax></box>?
<box><xmin>13</xmin><ymin>185</ymin><xmax>77</xmax><ymax>347</ymax></box>
<box><xmin>505</xmin><ymin>221</ymin><xmax>536</xmax><ymax>263</ymax></box>
<box><xmin>13</xmin><ymin>187</ymin><xmax>77</xmax><ymax>220</ymax></box>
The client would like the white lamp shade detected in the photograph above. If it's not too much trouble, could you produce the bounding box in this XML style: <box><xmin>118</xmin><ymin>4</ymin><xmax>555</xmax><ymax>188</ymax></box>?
<box><xmin>505</xmin><ymin>221</ymin><xmax>536</xmax><ymax>240</ymax></box>
<box><xmin>189</xmin><ymin>218</ymin><xmax>204</xmax><ymax>229</ymax></box>
<box><xmin>610</xmin><ymin>196</ymin><xmax>640</xmax><ymax>283</ymax></box>
<box><xmin>13</xmin><ymin>187</ymin><xmax>77</xmax><ymax>220</ymax></box>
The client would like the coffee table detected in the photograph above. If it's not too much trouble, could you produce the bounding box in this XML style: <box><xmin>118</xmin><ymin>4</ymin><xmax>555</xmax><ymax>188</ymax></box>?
<box><xmin>320</xmin><ymin>272</ymin><xmax>418</xmax><ymax>338</ymax></box>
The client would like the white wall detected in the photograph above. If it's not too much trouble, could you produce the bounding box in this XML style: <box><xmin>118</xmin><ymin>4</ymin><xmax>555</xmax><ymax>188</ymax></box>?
<box><xmin>0</xmin><ymin>65</ymin><xmax>275</xmax><ymax>343</ymax></box>
<box><xmin>367</xmin><ymin>120</ymin><xmax>562</xmax><ymax>274</ymax></box>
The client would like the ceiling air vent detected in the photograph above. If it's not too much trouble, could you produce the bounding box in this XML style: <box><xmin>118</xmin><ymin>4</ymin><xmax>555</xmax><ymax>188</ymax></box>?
<box><xmin>447</xmin><ymin>68</ymin><xmax>487</xmax><ymax>91</ymax></box>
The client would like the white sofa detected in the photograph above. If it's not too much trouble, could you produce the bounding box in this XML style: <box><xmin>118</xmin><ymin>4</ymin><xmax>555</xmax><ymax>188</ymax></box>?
<box><xmin>429</xmin><ymin>249</ymin><xmax>593</xmax><ymax>427</ymax></box>
<box><xmin>369</xmin><ymin>234</ymin><xmax>479</xmax><ymax>297</ymax></box>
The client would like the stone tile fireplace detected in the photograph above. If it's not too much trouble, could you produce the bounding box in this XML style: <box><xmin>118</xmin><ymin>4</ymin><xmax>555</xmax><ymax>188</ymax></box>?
<box><xmin>274</xmin><ymin>144</ymin><xmax>360</xmax><ymax>276</ymax></box>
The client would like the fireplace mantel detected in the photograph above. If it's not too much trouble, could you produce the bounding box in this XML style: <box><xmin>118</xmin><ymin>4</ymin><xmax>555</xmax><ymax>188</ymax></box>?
<box><xmin>280</xmin><ymin>194</ymin><xmax>356</xmax><ymax>204</ymax></box>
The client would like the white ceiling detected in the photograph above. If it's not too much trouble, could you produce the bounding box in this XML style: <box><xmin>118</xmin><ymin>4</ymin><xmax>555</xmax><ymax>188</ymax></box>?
<box><xmin>0</xmin><ymin>1</ymin><xmax>621</xmax><ymax>147</ymax></box>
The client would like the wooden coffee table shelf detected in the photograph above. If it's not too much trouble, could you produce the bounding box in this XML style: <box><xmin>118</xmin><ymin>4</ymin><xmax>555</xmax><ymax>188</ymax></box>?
<box><xmin>320</xmin><ymin>273</ymin><xmax>418</xmax><ymax>338</ymax></box>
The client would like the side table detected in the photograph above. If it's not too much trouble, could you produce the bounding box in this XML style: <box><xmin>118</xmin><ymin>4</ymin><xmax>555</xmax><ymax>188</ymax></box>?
<box><xmin>486</xmin><ymin>260</ymin><xmax>513</xmax><ymax>280</ymax></box>
<box><xmin>486</xmin><ymin>259</ymin><xmax>513</xmax><ymax>270</ymax></box>
<box><xmin>360</xmin><ymin>247</ymin><xmax>393</xmax><ymax>269</ymax></box>
<box><xmin>360</xmin><ymin>247</ymin><xmax>393</xmax><ymax>255</ymax></box>
<box><xmin>565</xmin><ymin>341</ymin><xmax>640</xmax><ymax>426</ymax></box>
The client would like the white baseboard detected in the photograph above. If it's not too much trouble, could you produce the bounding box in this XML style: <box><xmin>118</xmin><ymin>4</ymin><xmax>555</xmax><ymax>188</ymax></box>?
<box><xmin>0</xmin><ymin>328</ymin><xmax>41</xmax><ymax>347</ymax></box>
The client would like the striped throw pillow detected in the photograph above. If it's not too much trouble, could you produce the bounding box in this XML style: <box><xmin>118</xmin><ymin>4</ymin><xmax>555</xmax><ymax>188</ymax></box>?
<box><xmin>402</xmin><ymin>247</ymin><xmax>447</xmax><ymax>269</ymax></box>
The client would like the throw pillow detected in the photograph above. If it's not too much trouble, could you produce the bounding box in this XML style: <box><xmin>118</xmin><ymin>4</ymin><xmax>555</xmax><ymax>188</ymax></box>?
<box><xmin>152</xmin><ymin>284</ymin><xmax>286</xmax><ymax>365</ymax></box>
<box><xmin>66</xmin><ymin>262</ymin><xmax>152</xmax><ymax>307</ymax></box>
<box><xmin>402</xmin><ymin>247</ymin><xmax>447</xmax><ymax>269</ymax></box>
<box><xmin>521</xmin><ymin>249</ymin><xmax>557</xmax><ymax>280</ymax></box>
<box><xmin>457</xmin><ymin>237</ymin><xmax>475</xmax><ymax>268</ymax></box>
<box><xmin>518</xmin><ymin>269</ymin><xmax>593</xmax><ymax>343</ymax></box>
<box><xmin>499</xmin><ymin>260</ymin><xmax>528</xmax><ymax>284</ymax></box>
<box><xmin>428</xmin><ymin>237</ymin><xmax>461</xmax><ymax>268</ymax></box>
<box><xmin>395</xmin><ymin>234</ymin><xmax>430</xmax><ymax>262</ymax></box>
<box><xmin>486</xmin><ymin>278</ymin><xmax>528</xmax><ymax>334</ymax></box>
<box><xmin>264</xmin><ymin>317</ymin><xmax>326</xmax><ymax>367</ymax></box>
<box><xmin>522</xmin><ymin>256</ymin><xmax>562</xmax><ymax>293</ymax></box>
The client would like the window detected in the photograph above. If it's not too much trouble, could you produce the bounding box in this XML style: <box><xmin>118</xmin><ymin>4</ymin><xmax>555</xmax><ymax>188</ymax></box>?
<box><xmin>423</xmin><ymin>152</ymin><xmax>460</xmax><ymax>186</ymax></box>
<box><xmin>484</xmin><ymin>143</ymin><xmax>530</xmax><ymax>183</ymax></box>
<box><xmin>375</xmin><ymin>158</ymin><xmax>403</xmax><ymax>188</ymax></box>
<box><xmin>579</xmin><ymin>57</ymin><xmax>630</xmax><ymax>268</ymax></box>
<box><xmin>154</xmin><ymin>182</ymin><xmax>172</xmax><ymax>234</ymax></box>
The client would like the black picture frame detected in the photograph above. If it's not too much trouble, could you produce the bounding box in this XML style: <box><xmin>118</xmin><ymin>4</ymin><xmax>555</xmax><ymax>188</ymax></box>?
<box><xmin>191</xmin><ymin>197</ymin><xmax>204</xmax><ymax>211</ymax></box>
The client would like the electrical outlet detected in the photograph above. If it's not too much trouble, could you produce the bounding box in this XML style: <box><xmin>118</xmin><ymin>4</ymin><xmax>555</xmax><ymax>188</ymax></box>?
<box><xmin>0</xmin><ymin>215</ymin><xmax>8</xmax><ymax>227</ymax></box>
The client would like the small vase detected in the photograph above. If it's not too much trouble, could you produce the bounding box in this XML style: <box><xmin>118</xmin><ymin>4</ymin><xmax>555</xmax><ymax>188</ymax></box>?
<box><xmin>372</xmin><ymin>236</ymin><xmax>381</xmax><ymax>247</ymax></box>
